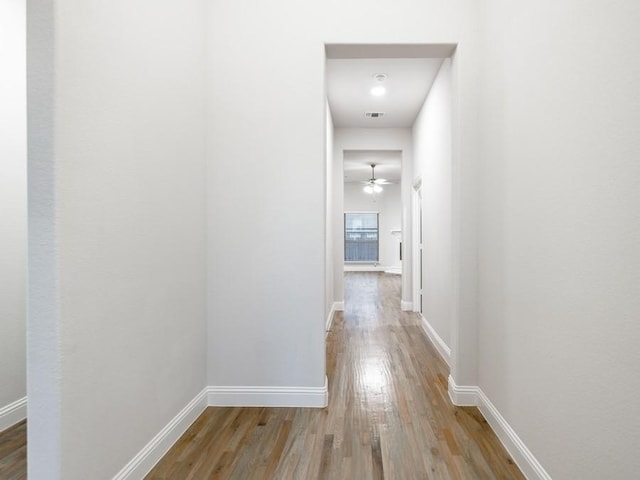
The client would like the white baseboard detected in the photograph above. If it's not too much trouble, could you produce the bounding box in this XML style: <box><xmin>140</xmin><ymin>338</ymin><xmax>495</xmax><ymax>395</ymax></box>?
<box><xmin>419</xmin><ymin>315</ymin><xmax>451</xmax><ymax>366</ymax></box>
<box><xmin>344</xmin><ymin>265</ymin><xmax>386</xmax><ymax>272</ymax></box>
<box><xmin>447</xmin><ymin>375</ymin><xmax>479</xmax><ymax>406</ymax></box>
<box><xmin>113</xmin><ymin>377</ymin><xmax>329</xmax><ymax>479</ymax></box>
<box><xmin>0</xmin><ymin>396</ymin><xmax>27</xmax><ymax>432</ymax></box>
<box><xmin>112</xmin><ymin>388</ymin><xmax>208</xmax><ymax>480</ymax></box>
<box><xmin>384</xmin><ymin>266</ymin><xmax>402</xmax><ymax>275</ymax></box>
<box><xmin>326</xmin><ymin>302</ymin><xmax>340</xmax><ymax>332</ymax></box>
<box><xmin>447</xmin><ymin>376</ymin><xmax>552</xmax><ymax>480</ymax></box>
<box><xmin>401</xmin><ymin>300</ymin><xmax>413</xmax><ymax>311</ymax></box>
<box><xmin>477</xmin><ymin>389</ymin><xmax>552</xmax><ymax>480</ymax></box>
<box><xmin>207</xmin><ymin>376</ymin><xmax>328</xmax><ymax>408</ymax></box>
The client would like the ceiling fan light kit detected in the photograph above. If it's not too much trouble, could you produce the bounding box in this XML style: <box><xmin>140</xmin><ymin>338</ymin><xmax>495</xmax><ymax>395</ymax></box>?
<box><xmin>363</xmin><ymin>164</ymin><xmax>385</xmax><ymax>195</ymax></box>
<box><xmin>363</xmin><ymin>184</ymin><xmax>383</xmax><ymax>194</ymax></box>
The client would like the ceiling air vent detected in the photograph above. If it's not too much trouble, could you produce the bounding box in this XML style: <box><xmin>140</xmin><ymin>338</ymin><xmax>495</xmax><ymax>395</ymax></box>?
<box><xmin>365</xmin><ymin>112</ymin><xmax>385</xmax><ymax>118</ymax></box>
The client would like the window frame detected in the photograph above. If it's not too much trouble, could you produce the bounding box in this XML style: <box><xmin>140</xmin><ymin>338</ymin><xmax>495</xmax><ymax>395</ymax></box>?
<box><xmin>344</xmin><ymin>211</ymin><xmax>380</xmax><ymax>263</ymax></box>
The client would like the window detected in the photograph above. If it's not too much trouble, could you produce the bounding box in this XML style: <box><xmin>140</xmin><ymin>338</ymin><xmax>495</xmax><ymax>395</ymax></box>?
<box><xmin>344</xmin><ymin>212</ymin><xmax>379</xmax><ymax>262</ymax></box>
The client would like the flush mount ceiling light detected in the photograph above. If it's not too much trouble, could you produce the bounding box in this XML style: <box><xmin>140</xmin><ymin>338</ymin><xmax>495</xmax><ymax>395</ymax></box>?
<box><xmin>370</xmin><ymin>73</ymin><xmax>387</xmax><ymax>96</ymax></box>
<box><xmin>370</xmin><ymin>85</ymin><xmax>386</xmax><ymax>96</ymax></box>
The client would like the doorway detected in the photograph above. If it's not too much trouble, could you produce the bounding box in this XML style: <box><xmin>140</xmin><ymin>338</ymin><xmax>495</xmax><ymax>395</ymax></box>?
<box><xmin>412</xmin><ymin>180</ymin><xmax>423</xmax><ymax>314</ymax></box>
<box><xmin>343</xmin><ymin>151</ymin><xmax>402</xmax><ymax>277</ymax></box>
<box><xmin>324</xmin><ymin>44</ymin><xmax>457</xmax><ymax>372</ymax></box>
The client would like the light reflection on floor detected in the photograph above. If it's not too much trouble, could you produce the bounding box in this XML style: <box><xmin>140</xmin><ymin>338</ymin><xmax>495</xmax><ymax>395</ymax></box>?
<box><xmin>344</xmin><ymin>272</ymin><xmax>399</xmax><ymax>408</ymax></box>
<box><xmin>360</xmin><ymin>357</ymin><xmax>388</xmax><ymax>393</ymax></box>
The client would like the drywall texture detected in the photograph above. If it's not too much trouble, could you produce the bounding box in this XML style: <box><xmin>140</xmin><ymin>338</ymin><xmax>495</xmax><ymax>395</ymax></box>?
<box><xmin>23</xmin><ymin>0</ymin><xmax>640</xmax><ymax>477</ymax></box>
<box><xmin>0</xmin><ymin>0</ymin><xmax>27</xmax><ymax>417</ymax></box>
<box><xmin>205</xmin><ymin>0</ymin><xmax>475</xmax><ymax>389</ymax></box>
<box><xmin>412</xmin><ymin>59</ymin><xmax>452</xmax><ymax>348</ymax></box>
<box><xmin>333</xmin><ymin>128</ymin><xmax>414</xmax><ymax>307</ymax></box>
<box><xmin>27</xmin><ymin>0</ymin><xmax>208</xmax><ymax>478</ymax></box>
<box><xmin>344</xmin><ymin>183</ymin><xmax>402</xmax><ymax>271</ymax></box>
<box><xmin>476</xmin><ymin>1</ymin><xmax>640</xmax><ymax>478</ymax></box>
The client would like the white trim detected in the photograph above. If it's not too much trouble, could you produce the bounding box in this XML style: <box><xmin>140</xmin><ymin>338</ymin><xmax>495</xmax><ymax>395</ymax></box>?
<box><xmin>344</xmin><ymin>264</ymin><xmax>386</xmax><ymax>272</ymax></box>
<box><xmin>334</xmin><ymin>301</ymin><xmax>344</xmax><ymax>311</ymax></box>
<box><xmin>326</xmin><ymin>302</ymin><xmax>340</xmax><ymax>332</ymax></box>
<box><xmin>447</xmin><ymin>375</ymin><xmax>479</xmax><ymax>406</ymax></box>
<box><xmin>207</xmin><ymin>377</ymin><xmax>328</xmax><ymax>408</ymax></box>
<box><xmin>411</xmin><ymin>184</ymin><xmax>422</xmax><ymax>313</ymax></box>
<box><xmin>477</xmin><ymin>390</ymin><xmax>553</xmax><ymax>480</ymax></box>
<box><xmin>419</xmin><ymin>315</ymin><xmax>451</xmax><ymax>366</ymax></box>
<box><xmin>384</xmin><ymin>266</ymin><xmax>402</xmax><ymax>275</ymax></box>
<box><xmin>0</xmin><ymin>396</ymin><xmax>27</xmax><ymax>432</ymax></box>
<box><xmin>112</xmin><ymin>388</ymin><xmax>208</xmax><ymax>480</ymax></box>
<box><xmin>112</xmin><ymin>379</ymin><xmax>329</xmax><ymax>479</ymax></box>
<box><xmin>447</xmin><ymin>376</ymin><xmax>552</xmax><ymax>480</ymax></box>
<box><xmin>401</xmin><ymin>300</ymin><xmax>413</xmax><ymax>311</ymax></box>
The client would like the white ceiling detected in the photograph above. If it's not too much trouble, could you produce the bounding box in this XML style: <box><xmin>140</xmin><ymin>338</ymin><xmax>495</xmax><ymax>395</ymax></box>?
<box><xmin>326</xmin><ymin>58</ymin><xmax>444</xmax><ymax>128</ymax></box>
<box><xmin>343</xmin><ymin>150</ymin><xmax>401</xmax><ymax>184</ymax></box>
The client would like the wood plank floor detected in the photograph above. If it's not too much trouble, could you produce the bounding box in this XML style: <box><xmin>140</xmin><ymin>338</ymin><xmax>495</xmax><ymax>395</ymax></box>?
<box><xmin>147</xmin><ymin>272</ymin><xmax>525</xmax><ymax>480</ymax></box>
<box><xmin>0</xmin><ymin>420</ymin><xmax>26</xmax><ymax>480</ymax></box>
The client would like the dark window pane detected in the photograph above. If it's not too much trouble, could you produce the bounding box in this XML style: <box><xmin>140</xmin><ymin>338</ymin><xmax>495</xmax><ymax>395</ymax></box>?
<box><xmin>344</xmin><ymin>212</ymin><xmax>379</xmax><ymax>262</ymax></box>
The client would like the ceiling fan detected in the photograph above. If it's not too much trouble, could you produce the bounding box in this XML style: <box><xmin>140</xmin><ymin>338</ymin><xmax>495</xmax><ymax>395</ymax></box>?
<box><xmin>361</xmin><ymin>164</ymin><xmax>392</xmax><ymax>194</ymax></box>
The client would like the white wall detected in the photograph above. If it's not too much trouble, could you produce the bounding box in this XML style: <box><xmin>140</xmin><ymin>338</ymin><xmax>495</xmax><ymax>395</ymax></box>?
<box><xmin>0</xmin><ymin>0</ymin><xmax>27</xmax><ymax>424</ymax></box>
<box><xmin>206</xmin><ymin>18</ymin><xmax>325</xmax><ymax>390</ymax></box>
<box><xmin>475</xmin><ymin>1</ymin><xmax>640</xmax><ymax>478</ymax></box>
<box><xmin>22</xmin><ymin>1</ymin><xmax>640</xmax><ymax>477</ymax></box>
<box><xmin>412</xmin><ymin>59</ymin><xmax>452</xmax><ymax>348</ymax></box>
<box><xmin>27</xmin><ymin>0</ymin><xmax>208</xmax><ymax>478</ymax></box>
<box><xmin>333</xmin><ymin>128</ymin><xmax>414</xmax><ymax>307</ymax></box>
<box><xmin>344</xmin><ymin>183</ymin><xmax>402</xmax><ymax>271</ymax></box>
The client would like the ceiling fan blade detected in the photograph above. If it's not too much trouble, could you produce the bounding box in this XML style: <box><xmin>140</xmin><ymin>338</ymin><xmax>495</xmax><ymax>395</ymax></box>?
<box><xmin>373</xmin><ymin>178</ymin><xmax>387</xmax><ymax>184</ymax></box>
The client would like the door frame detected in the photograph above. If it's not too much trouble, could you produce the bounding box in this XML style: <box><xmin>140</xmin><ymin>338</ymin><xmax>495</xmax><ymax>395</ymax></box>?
<box><xmin>412</xmin><ymin>177</ymin><xmax>422</xmax><ymax>313</ymax></box>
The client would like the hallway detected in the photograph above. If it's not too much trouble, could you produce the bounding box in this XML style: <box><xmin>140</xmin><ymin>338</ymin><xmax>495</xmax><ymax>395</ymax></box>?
<box><xmin>146</xmin><ymin>272</ymin><xmax>524</xmax><ymax>479</ymax></box>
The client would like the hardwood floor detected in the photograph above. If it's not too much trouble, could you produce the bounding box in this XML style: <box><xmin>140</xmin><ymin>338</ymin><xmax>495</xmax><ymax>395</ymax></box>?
<box><xmin>0</xmin><ymin>420</ymin><xmax>26</xmax><ymax>480</ymax></box>
<box><xmin>147</xmin><ymin>272</ymin><xmax>525</xmax><ymax>480</ymax></box>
